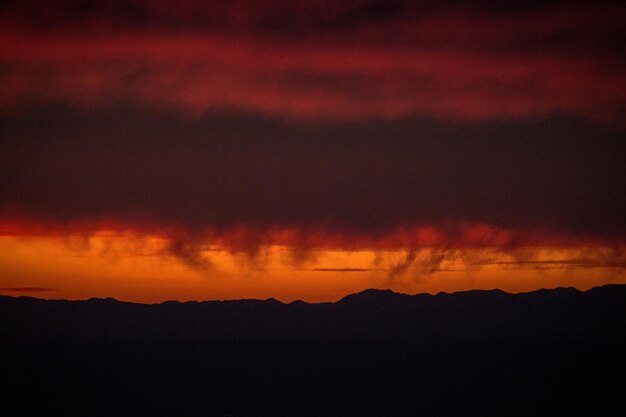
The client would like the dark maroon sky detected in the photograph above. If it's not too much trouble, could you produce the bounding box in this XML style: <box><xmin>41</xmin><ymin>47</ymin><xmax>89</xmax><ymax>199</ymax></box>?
<box><xmin>1</xmin><ymin>0</ymin><xmax>625</xmax><ymax>245</ymax></box>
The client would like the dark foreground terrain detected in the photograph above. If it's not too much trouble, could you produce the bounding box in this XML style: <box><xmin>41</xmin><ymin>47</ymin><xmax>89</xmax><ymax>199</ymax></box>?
<box><xmin>2</xmin><ymin>285</ymin><xmax>625</xmax><ymax>416</ymax></box>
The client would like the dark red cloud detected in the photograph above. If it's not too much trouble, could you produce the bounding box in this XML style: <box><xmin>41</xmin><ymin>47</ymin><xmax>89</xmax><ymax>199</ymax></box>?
<box><xmin>1</xmin><ymin>105</ymin><xmax>625</xmax><ymax>239</ymax></box>
<box><xmin>1</xmin><ymin>215</ymin><xmax>616</xmax><ymax>251</ymax></box>
<box><xmin>1</xmin><ymin>1</ymin><xmax>625</xmax><ymax>252</ymax></box>
<box><xmin>0</xmin><ymin>1</ymin><xmax>624</xmax><ymax>120</ymax></box>
<box><xmin>0</xmin><ymin>287</ymin><xmax>58</xmax><ymax>293</ymax></box>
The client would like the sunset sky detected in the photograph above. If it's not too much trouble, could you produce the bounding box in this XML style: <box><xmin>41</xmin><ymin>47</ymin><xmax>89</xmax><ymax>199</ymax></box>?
<box><xmin>1</xmin><ymin>0</ymin><xmax>625</xmax><ymax>302</ymax></box>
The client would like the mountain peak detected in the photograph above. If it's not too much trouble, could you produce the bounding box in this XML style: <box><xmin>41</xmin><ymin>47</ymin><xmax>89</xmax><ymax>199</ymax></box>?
<box><xmin>339</xmin><ymin>288</ymin><xmax>405</xmax><ymax>304</ymax></box>
<box><xmin>86</xmin><ymin>297</ymin><xmax>119</xmax><ymax>303</ymax></box>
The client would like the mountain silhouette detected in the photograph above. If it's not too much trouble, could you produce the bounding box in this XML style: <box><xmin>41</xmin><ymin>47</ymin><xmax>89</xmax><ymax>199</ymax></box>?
<box><xmin>2</xmin><ymin>285</ymin><xmax>625</xmax><ymax>417</ymax></box>
<box><xmin>1</xmin><ymin>284</ymin><xmax>624</xmax><ymax>343</ymax></box>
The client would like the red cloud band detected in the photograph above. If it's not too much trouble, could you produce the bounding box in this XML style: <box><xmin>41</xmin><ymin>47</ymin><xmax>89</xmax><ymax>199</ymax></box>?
<box><xmin>0</xmin><ymin>4</ymin><xmax>624</xmax><ymax>120</ymax></box>
<box><xmin>1</xmin><ymin>217</ymin><xmax>621</xmax><ymax>251</ymax></box>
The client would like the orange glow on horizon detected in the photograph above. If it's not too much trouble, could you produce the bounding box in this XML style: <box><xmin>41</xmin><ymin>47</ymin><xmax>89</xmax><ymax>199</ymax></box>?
<box><xmin>1</xmin><ymin>227</ymin><xmax>624</xmax><ymax>303</ymax></box>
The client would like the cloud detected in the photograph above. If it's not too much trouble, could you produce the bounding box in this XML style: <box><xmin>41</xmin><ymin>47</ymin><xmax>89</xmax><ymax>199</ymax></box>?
<box><xmin>164</xmin><ymin>239</ymin><xmax>213</xmax><ymax>270</ymax></box>
<box><xmin>408</xmin><ymin>246</ymin><xmax>626</xmax><ymax>277</ymax></box>
<box><xmin>0</xmin><ymin>1</ymin><xmax>624</xmax><ymax>120</ymax></box>
<box><xmin>2</xmin><ymin>106</ymin><xmax>624</xmax><ymax>240</ymax></box>
<box><xmin>1</xmin><ymin>218</ymin><xmax>624</xmax><ymax>280</ymax></box>
<box><xmin>487</xmin><ymin>259</ymin><xmax>626</xmax><ymax>269</ymax></box>
<box><xmin>387</xmin><ymin>249</ymin><xmax>417</xmax><ymax>281</ymax></box>
<box><xmin>0</xmin><ymin>1</ymin><xmax>624</xmax><ymax>268</ymax></box>
<box><xmin>0</xmin><ymin>287</ymin><xmax>58</xmax><ymax>292</ymax></box>
<box><xmin>302</xmin><ymin>268</ymin><xmax>385</xmax><ymax>272</ymax></box>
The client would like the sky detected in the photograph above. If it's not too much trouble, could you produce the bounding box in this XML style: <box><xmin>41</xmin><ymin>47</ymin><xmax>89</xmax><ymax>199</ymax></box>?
<box><xmin>1</xmin><ymin>0</ymin><xmax>625</xmax><ymax>302</ymax></box>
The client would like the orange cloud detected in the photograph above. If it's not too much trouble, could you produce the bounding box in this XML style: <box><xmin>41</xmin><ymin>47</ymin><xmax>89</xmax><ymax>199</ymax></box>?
<box><xmin>1</xmin><ymin>229</ymin><xmax>624</xmax><ymax>303</ymax></box>
<box><xmin>1</xmin><ymin>217</ymin><xmax>624</xmax><ymax>302</ymax></box>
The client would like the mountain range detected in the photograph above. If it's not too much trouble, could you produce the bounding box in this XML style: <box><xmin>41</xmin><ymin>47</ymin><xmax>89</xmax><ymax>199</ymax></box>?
<box><xmin>2</xmin><ymin>284</ymin><xmax>625</xmax><ymax>342</ymax></box>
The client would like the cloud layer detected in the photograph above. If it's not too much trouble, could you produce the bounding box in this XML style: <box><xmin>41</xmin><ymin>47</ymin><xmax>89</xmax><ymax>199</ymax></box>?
<box><xmin>1</xmin><ymin>0</ymin><xmax>625</xmax><ymax>270</ymax></box>
<box><xmin>1</xmin><ymin>1</ymin><xmax>625</xmax><ymax>120</ymax></box>
<box><xmin>2</xmin><ymin>103</ymin><xmax>625</xmax><ymax>242</ymax></box>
